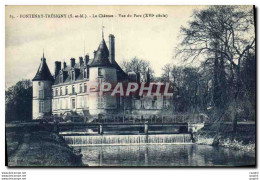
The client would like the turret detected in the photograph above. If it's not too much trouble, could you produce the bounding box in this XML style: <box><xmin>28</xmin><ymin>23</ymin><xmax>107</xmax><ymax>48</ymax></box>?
<box><xmin>32</xmin><ymin>53</ymin><xmax>53</xmax><ymax>120</ymax></box>
<box><xmin>88</xmin><ymin>34</ymin><xmax>117</xmax><ymax>116</ymax></box>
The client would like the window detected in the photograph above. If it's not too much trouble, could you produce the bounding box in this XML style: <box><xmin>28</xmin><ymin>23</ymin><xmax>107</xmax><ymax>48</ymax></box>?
<box><xmin>72</xmin><ymin>71</ymin><xmax>75</xmax><ymax>81</ymax></box>
<box><xmin>60</xmin><ymin>87</ymin><xmax>62</xmax><ymax>96</ymax></box>
<box><xmin>39</xmin><ymin>101</ymin><xmax>44</xmax><ymax>113</ymax></box>
<box><xmin>141</xmin><ymin>100</ymin><xmax>144</xmax><ymax>109</ymax></box>
<box><xmin>133</xmin><ymin>100</ymin><xmax>135</xmax><ymax>108</ymax></box>
<box><xmin>152</xmin><ymin>96</ymin><xmax>157</xmax><ymax>108</ymax></box>
<box><xmin>38</xmin><ymin>82</ymin><xmax>41</xmax><ymax>86</ymax></box>
<box><xmin>84</xmin><ymin>68</ymin><xmax>87</xmax><ymax>78</ymax></box>
<box><xmin>72</xmin><ymin>85</ymin><xmax>75</xmax><ymax>94</ymax></box>
<box><xmin>163</xmin><ymin>96</ymin><xmax>166</xmax><ymax>108</ymax></box>
<box><xmin>65</xmin><ymin>86</ymin><xmax>68</xmax><ymax>95</ymax></box>
<box><xmin>71</xmin><ymin>98</ymin><xmax>76</xmax><ymax>109</ymax></box>
<box><xmin>39</xmin><ymin>90</ymin><xmax>44</xmax><ymax>99</ymax></box>
<box><xmin>98</xmin><ymin>94</ymin><xmax>104</xmax><ymax>109</ymax></box>
<box><xmin>98</xmin><ymin>68</ymin><xmax>102</xmax><ymax>76</ymax></box>
<box><xmin>84</xmin><ymin>83</ymin><xmax>87</xmax><ymax>92</ymax></box>
<box><xmin>79</xmin><ymin>84</ymin><xmax>82</xmax><ymax>93</ymax></box>
<box><xmin>55</xmin><ymin>88</ymin><xmax>58</xmax><ymax>96</ymax></box>
<box><xmin>140</xmin><ymin>96</ymin><xmax>144</xmax><ymax>109</ymax></box>
<box><xmin>59</xmin><ymin>75</ymin><xmax>63</xmax><ymax>83</ymax></box>
<box><xmin>51</xmin><ymin>89</ymin><xmax>54</xmax><ymax>97</ymax></box>
<box><xmin>60</xmin><ymin>99</ymin><xmax>63</xmax><ymax>109</ymax></box>
<box><xmin>152</xmin><ymin>100</ymin><xmax>156</xmax><ymax>108</ymax></box>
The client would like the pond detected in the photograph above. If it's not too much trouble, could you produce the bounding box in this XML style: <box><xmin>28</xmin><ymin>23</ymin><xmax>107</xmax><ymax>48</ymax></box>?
<box><xmin>78</xmin><ymin>144</ymin><xmax>255</xmax><ymax>167</ymax></box>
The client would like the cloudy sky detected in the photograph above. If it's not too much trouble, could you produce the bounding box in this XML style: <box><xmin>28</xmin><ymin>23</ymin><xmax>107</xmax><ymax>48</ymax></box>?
<box><xmin>5</xmin><ymin>5</ymin><xmax>205</xmax><ymax>88</ymax></box>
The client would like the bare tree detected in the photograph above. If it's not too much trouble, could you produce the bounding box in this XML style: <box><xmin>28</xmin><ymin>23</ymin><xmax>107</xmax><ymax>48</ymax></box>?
<box><xmin>176</xmin><ymin>6</ymin><xmax>255</xmax><ymax>132</ymax></box>
<box><xmin>5</xmin><ymin>79</ymin><xmax>33</xmax><ymax>122</ymax></box>
<box><xmin>121</xmin><ymin>57</ymin><xmax>155</xmax><ymax>82</ymax></box>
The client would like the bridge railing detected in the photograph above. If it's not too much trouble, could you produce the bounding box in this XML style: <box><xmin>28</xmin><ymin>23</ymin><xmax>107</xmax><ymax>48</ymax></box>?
<box><xmin>91</xmin><ymin>113</ymin><xmax>207</xmax><ymax>124</ymax></box>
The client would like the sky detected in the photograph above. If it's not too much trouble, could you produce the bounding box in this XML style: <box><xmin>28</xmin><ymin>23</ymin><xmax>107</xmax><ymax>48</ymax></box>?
<box><xmin>5</xmin><ymin>5</ymin><xmax>205</xmax><ymax>88</ymax></box>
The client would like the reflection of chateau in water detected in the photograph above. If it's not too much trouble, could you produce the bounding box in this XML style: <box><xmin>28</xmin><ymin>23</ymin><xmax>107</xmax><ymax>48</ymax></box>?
<box><xmin>32</xmin><ymin>33</ymin><xmax>171</xmax><ymax>120</ymax></box>
<box><xmin>80</xmin><ymin>144</ymin><xmax>255</xmax><ymax>166</ymax></box>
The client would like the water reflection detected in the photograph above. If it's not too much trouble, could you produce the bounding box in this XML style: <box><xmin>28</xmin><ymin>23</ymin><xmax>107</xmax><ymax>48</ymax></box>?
<box><xmin>80</xmin><ymin>144</ymin><xmax>255</xmax><ymax>167</ymax></box>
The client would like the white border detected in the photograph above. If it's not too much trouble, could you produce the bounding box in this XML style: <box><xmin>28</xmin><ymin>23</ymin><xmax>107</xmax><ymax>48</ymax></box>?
<box><xmin>1</xmin><ymin>1</ymin><xmax>258</xmax><ymax>180</ymax></box>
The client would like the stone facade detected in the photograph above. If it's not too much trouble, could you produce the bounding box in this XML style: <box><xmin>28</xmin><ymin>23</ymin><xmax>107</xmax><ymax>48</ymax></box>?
<box><xmin>32</xmin><ymin>34</ymin><xmax>172</xmax><ymax>120</ymax></box>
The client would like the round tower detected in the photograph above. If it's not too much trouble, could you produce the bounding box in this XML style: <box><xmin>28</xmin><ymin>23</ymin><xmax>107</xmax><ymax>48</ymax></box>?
<box><xmin>88</xmin><ymin>37</ymin><xmax>117</xmax><ymax>116</ymax></box>
<box><xmin>32</xmin><ymin>53</ymin><xmax>54</xmax><ymax>120</ymax></box>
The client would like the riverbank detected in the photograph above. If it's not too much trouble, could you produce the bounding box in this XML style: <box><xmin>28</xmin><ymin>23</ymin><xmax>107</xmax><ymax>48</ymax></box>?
<box><xmin>6</xmin><ymin>124</ymin><xmax>85</xmax><ymax>167</ymax></box>
<box><xmin>195</xmin><ymin>123</ymin><xmax>255</xmax><ymax>153</ymax></box>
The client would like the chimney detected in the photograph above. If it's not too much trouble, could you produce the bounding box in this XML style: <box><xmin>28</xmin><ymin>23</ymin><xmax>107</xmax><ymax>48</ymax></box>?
<box><xmin>63</xmin><ymin>62</ymin><xmax>67</xmax><ymax>69</ymax></box>
<box><xmin>136</xmin><ymin>67</ymin><xmax>141</xmax><ymax>83</ymax></box>
<box><xmin>93</xmin><ymin>51</ymin><xmax>97</xmax><ymax>58</ymax></box>
<box><xmin>136</xmin><ymin>72</ymin><xmax>141</xmax><ymax>83</ymax></box>
<box><xmin>146</xmin><ymin>68</ymin><xmax>151</xmax><ymax>83</ymax></box>
<box><xmin>54</xmin><ymin>61</ymin><xmax>61</xmax><ymax>78</ymax></box>
<box><xmin>70</xmin><ymin>58</ymin><xmax>75</xmax><ymax>68</ymax></box>
<box><xmin>79</xmin><ymin>57</ymin><xmax>83</xmax><ymax>66</ymax></box>
<box><xmin>109</xmin><ymin>34</ymin><xmax>115</xmax><ymax>64</ymax></box>
<box><xmin>84</xmin><ymin>54</ymin><xmax>89</xmax><ymax>66</ymax></box>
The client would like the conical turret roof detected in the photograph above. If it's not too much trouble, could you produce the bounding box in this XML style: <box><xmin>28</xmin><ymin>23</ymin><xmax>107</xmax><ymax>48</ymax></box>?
<box><xmin>32</xmin><ymin>54</ymin><xmax>54</xmax><ymax>81</ymax></box>
<box><xmin>89</xmin><ymin>39</ymin><xmax>113</xmax><ymax>67</ymax></box>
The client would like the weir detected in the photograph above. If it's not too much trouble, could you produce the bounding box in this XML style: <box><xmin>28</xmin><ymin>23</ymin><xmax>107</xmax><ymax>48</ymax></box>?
<box><xmin>63</xmin><ymin>134</ymin><xmax>192</xmax><ymax>146</ymax></box>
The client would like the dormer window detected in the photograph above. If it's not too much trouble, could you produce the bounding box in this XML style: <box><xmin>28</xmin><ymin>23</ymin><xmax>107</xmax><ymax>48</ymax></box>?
<box><xmin>71</xmin><ymin>71</ymin><xmax>75</xmax><ymax>81</ymax></box>
<box><xmin>59</xmin><ymin>75</ymin><xmax>63</xmax><ymax>83</ymax></box>
<box><xmin>84</xmin><ymin>68</ymin><xmax>87</xmax><ymax>78</ymax></box>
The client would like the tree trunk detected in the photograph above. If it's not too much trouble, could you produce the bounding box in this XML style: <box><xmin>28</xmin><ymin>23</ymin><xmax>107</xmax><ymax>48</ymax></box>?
<box><xmin>232</xmin><ymin>112</ymin><xmax>238</xmax><ymax>133</ymax></box>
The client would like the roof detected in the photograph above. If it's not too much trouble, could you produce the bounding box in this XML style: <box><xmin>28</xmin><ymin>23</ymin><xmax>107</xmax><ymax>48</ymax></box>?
<box><xmin>32</xmin><ymin>55</ymin><xmax>54</xmax><ymax>81</ymax></box>
<box><xmin>89</xmin><ymin>39</ymin><xmax>113</xmax><ymax>67</ymax></box>
<box><xmin>52</xmin><ymin>37</ymin><xmax>129</xmax><ymax>85</ymax></box>
<box><xmin>112</xmin><ymin>60</ymin><xmax>128</xmax><ymax>81</ymax></box>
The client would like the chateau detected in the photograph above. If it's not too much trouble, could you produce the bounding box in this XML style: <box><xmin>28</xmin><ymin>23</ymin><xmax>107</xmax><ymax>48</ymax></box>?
<box><xmin>32</xmin><ymin>34</ymin><xmax>172</xmax><ymax>120</ymax></box>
